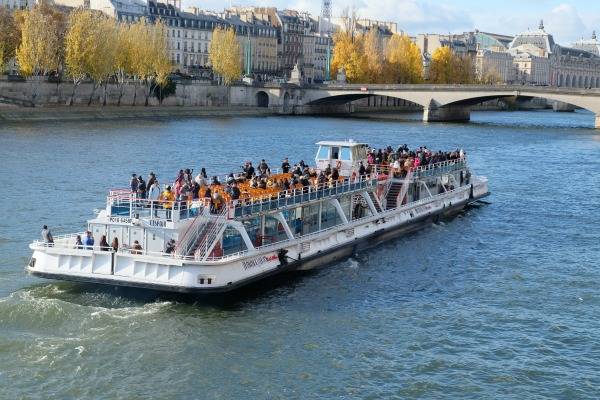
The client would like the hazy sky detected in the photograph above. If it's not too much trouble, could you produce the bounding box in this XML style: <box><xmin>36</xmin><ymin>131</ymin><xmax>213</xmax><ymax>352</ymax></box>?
<box><xmin>181</xmin><ymin>0</ymin><xmax>600</xmax><ymax>44</ymax></box>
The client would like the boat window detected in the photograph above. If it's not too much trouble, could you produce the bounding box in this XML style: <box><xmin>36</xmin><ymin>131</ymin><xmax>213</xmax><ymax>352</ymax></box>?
<box><xmin>316</xmin><ymin>145</ymin><xmax>329</xmax><ymax>160</ymax></box>
<box><xmin>339</xmin><ymin>147</ymin><xmax>352</xmax><ymax>161</ymax></box>
<box><xmin>301</xmin><ymin>204</ymin><xmax>320</xmax><ymax>235</ymax></box>
<box><xmin>222</xmin><ymin>227</ymin><xmax>247</xmax><ymax>256</ymax></box>
<box><xmin>264</xmin><ymin>215</ymin><xmax>288</xmax><ymax>244</ymax></box>
<box><xmin>283</xmin><ymin>207</ymin><xmax>303</xmax><ymax>237</ymax></box>
<box><xmin>331</xmin><ymin>146</ymin><xmax>340</xmax><ymax>160</ymax></box>
<box><xmin>242</xmin><ymin>216</ymin><xmax>261</xmax><ymax>247</ymax></box>
<box><xmin>321</xmin><ymin>201</ymin><xmax>341</xmax><ymax>229</ymax></box>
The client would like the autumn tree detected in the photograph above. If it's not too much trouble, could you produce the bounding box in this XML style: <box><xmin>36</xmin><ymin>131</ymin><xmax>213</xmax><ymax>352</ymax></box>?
<box><xmin>330</xmin><ymin>30</ymin><xmax>368</xmax><ymax>83</ymax></box>
<box><xmin>88</xmin><ymin>15</ymin><xmax>117</xmax><ymax>106</ymax></box>
<box><xmin>64</xmin><ymin>9</ymin><xmax>97</xmax><ymax>105</ymax></box>
<box><xmin>0</xmin><ymin>7</ymin><xmax>18</xmax><ymax>73</ymax></box>
<box><xmin>428</xmin><ymin>46</ymin><xmax>475</xmax><ymax>84</ymax></box>
<box><xmin>209</xmin><ymin>27</ymin><xmax>242</xmax><ymax>85</ymax></box>
<box><xmin>363</xmin><ymin>29</ymin><xmax>384</xmax><ymax>82</ymax></box>
<box><xmin>16</xmin><ymin>7</ymin><xmax>61</xmax><ymax>103</ymax></box>
<box><xmin>130</xmin><ymin>19</ymin><xmax>171</xmax><ymax>106</ymax></box>
<box><xmin>114</xmin><ymin>23</ymin><xmax>134</xmax><ymax>106</ymax></box>
<box><xmin>384</xmin><ymin>34</ymin><xmax>423</xmax><ymax>83</ymax></box>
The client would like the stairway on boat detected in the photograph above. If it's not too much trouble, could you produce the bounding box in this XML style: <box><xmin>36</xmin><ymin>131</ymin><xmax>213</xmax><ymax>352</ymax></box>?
<box><xmin>385</xmin><ymin>182</ymin><xmax>403</xmax><ymax>210</ymax></box>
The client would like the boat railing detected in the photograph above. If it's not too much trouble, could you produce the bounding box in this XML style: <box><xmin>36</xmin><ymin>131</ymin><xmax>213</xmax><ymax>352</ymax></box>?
<box><xmin>367</xmin><ymin>157</ymin><xmax>467</xmax><ymax>180</ymax></box>
<box><xmin>107</xmin><ymin>190</ymin><xmax>208</xmax><ymax>222</ymax></box>
<box><xmin>204</xmin><ymin>184</ymin><xmax>471</xmax><ymax>262</ymax></box>
<box><xmin>411</xmin><ymin>158</ymin><xmax>467</xmax><ymax>178</ymax></box>
<box><xmin>229</xmin><ymin>175</ymin><xmax>377</xmax><ymax>218</ymax></box>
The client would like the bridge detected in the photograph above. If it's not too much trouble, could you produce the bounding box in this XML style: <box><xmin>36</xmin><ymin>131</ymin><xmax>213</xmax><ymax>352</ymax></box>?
<box><xmin>230</xmin><ymin>84</ymin><xmax>600</xmax><ymax>128</ymax></box>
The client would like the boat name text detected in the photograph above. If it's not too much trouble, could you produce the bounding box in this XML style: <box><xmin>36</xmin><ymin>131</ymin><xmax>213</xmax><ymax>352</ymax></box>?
<box><xmin>242</xmin><ymin>254</ymin><xmax>278</xmax><ymax>270</ymax></box>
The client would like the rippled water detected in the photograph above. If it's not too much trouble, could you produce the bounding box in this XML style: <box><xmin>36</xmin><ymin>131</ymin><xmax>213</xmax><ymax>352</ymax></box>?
<box><xmin>1</xmin><ymin>110</ymin><xmax>599</xmax><ymax>399</ymax></box>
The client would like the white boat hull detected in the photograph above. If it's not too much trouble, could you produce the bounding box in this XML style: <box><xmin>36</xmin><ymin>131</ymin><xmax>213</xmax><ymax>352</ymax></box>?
<box><xmin>27</xmin><ymin>180</ymin><xmax>489</xmax><ymax>293</ymax></box>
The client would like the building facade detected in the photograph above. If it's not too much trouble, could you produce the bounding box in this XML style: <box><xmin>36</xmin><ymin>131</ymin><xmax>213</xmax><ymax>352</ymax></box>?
<box><xmin>476</xmin><ymin>49</ymin><xmax>515</xmax><ymax>83</ymax></box>
<box><xmin>509</xmin><ymin>21</ymin><xmax>600</xmax><ymax>88</ymax></box>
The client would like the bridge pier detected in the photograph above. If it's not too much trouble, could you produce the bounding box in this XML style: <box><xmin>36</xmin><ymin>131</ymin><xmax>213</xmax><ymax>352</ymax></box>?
<box><xmin>423</xmin><ymin>105</ymin><xmax>471</xmax><ymax>123</ymax></box>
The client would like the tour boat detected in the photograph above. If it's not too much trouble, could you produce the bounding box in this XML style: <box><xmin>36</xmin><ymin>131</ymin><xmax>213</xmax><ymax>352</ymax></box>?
<box><xmin>27</xmin><ymin>140</ymin><xmax>489</xmax><ymax>293</ymax></box>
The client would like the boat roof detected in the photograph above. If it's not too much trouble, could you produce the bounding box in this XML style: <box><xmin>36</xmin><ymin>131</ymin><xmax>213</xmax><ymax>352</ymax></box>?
<box><xmin>316</xmin><ymin>140</ymin><xmax>368</xmax><ymax>148</ymax></box>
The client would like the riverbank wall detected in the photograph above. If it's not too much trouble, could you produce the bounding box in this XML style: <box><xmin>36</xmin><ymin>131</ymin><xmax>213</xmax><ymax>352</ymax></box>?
<box><xmin>0</xmin><ymin>105</ymin><xmax>274</xmax><ymax>123</ymax></box>
<box><xmin>0</xmin><ymin>79</ymin><xmax>230</xmax><ymax>107</ymax></box>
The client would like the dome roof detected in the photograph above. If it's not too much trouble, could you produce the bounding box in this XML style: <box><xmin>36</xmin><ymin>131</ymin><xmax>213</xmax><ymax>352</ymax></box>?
<box><xmin>572</xmin><ymin>31</ymin><xmax>600</xmax><ymax>56</ymax></box>
<box><xmin>509</xmin><ymin>20</ymin><xmax>555</xmax><ymax>54</ymax></box>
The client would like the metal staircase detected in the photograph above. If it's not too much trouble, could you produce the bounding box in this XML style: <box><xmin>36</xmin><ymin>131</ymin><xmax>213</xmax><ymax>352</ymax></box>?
<box><xmin>367</xmin><ymin>191</ymin><xmax>383</xmax><ymax>213</ymax></box>
<box><xmin>192</xmin><ymin>207</ymin><xmax>229</xmax><ymax>261</ymax></box>
<box><xmin>385</xmin><ymin>182</ymin><xmax>403</xmax><ymax>209</ymax></box>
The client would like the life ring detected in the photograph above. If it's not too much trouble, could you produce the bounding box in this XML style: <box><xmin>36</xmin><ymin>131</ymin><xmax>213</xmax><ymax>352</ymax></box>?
<box><xmin>336</xmin><ymin>160</ymin><xmax>342</xmax><ymax>170</ymax></box>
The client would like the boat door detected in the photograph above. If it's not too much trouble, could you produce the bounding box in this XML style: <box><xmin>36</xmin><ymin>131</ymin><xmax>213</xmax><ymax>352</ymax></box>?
<box><xmin>129</xmin><ymin>227</ymin><xmax>145</xmax><ymax>249</ymax></box>
<box><xmin>90</xmin><ymin>223</ymin><xmax>107</xmax><ymax>246</ymax></box>
<box><xmin>108</xmin><ymin>226</ymin><xmax>125</xmax><ymax>248</ymax></box>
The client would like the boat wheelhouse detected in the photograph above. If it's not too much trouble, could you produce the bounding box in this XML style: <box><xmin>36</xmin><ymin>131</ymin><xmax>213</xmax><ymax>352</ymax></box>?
<box><xmin>27</xmin><ymin>141</ymin><xmax>489</xmax><ymax>293</ymax></box>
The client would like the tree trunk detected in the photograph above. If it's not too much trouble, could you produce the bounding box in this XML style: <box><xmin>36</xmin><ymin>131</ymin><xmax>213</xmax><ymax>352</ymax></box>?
<box><xmin>117</xmin><ymin>82</ymin><xmax>124</xmax><ymax>106</ymax></box>
<box><xmin>88</xmin><ymin>82</ymin><xmax>99</xmax><ymax>106</ymax></box>
<box><xmin>68</xmin><ymin>83</ymin><xmax>78</xmax><ymax>106</ymax></box>
<box><xmin>144</xmin><ymin>80</ymin><xmax>153</xmax><ymax>107</ymax></box>
<box><xmin>102</xmin><ymin>82</ymin><xmax>108</xmax><ymax>106</ymax></box>
<box><xmin>132</xmin><ymin>81</ymin><xmax>138</xmax><ymax>106</ymax></box>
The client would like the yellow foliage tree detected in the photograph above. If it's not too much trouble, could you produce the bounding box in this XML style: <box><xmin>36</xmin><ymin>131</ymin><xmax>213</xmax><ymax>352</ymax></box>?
<box><xmin>363</xmin><ymin>29</ymin><xmax>383</xmax><ymax>82</ymax></box>
<box><xmin>15</xmin><ymin>7</ymin><xmax>61</xmax><ymax>103</ymax></box>
<box><xmin>330</xmin><ymin>30</ymin><xmax>368</xmax><ymax>83</ymax></box>
<box><xmin>114</xmin><ymin>23</ymin><xmax>135</xmax><ymax>105</ymax></box>
<box><xmin>129</xmin><ymin>19</ymin><xmax>170</xmax><ymax>105</ymax></box>
<box><xmin>384</xmin><ymin>34</ymin><xmax>423</xmax><ymax>83</ymax></box>
<box><xmin>92</xmin><ymin>16</ymin><xmax>118</xmax><ymax>105</ymax></box>
<box><xmin>209</xmin><ymin>27</ymin><xmax>242</xmax><ymax>86</ymax></box>
<box><xmin>429</xmin><ymin>46</ymin><xmax>475</xmax><ymax>84</ymax></box>
<box><xmin>64</xmin><ymin>9</ymin><xmax>98</xmax><ymax>105</ymax></box>
<box><xmin>0</xmin><ymin>7</ymin><xmax>18</xmax><ymax>72</ymax></box>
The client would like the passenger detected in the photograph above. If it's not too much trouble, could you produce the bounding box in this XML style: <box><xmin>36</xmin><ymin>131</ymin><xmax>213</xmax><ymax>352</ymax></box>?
<box><xmin>84</xmin><ymin>231</ymin><xmax>94</xmax><ymax>249</ymax></box>
<box><xmin>324</xmin><ymin>164</ymin><xmax>332</xmax><ymax>177</ymax></box>
<box><xmin>99</xmin><ymin>235</ymin><xmax>110</xmax><ymax>251</ymax></box>
<box><xmin>194</xmin><ymin>172</ymin><xmax>206</xmax><ymax>186</ymax></box>
<box><xmin>331</xmin><ymin>168</ymin><xmax>340</xmax><ymax>181</ymax></box>
<box><xmin>111</xmin><ymin>237</ymin><xmax>119</xmax><ymax>252</ymax></box>
<box><xmin>299</xmin><ymin>160</ymin><xmax>306</xmax><ymax>169</ymax></box>
<box><xmin>244</xmin><ymin>162</ymin><xmax>255</xmax><ymax>179</ymax></box>
<box><xmin>137</xmin><ymin>176</ymin><xmax>147</xmax><ymax>199</ymax></box>
<box><xmin>191</xmin><ymin>180</ymin><xmax>200</xmax><ymax>200</ymax></box>
<box><xmin>74</xmin><ymin>235</ymin><xmax>83</xmax><ymax>249</ymax></box>
<box><xmin>41</xmin><ymin>225</ymin><xmax>54</xmax><ymax>245</ymax></box>
<box><xmin>211</xmin><ymin>176</ymin><xmax>221</xmax><ymax>186</ymax></box>
<box><xmin>165</xmin><ymin>239</ymin><xmax>176</xmax><ymax>254</ymax></box>
<box><xmin>159</xmin><ymin>185</ymin><xmax>175</xmax><ymax>219</ymax></box>
<box><xmin>148</xmin><ymin>180</ymin><xmax>161</xmax><ymax>201</ymax></box>
<box><xmin>200</xmin><ymin>167</ymin><xmax>208</xmax><ymax>179</ymax></box>
<box><xmin>147</xmin><ymin>172</ymin><xmax>157</xmax><ymax>189</ymax></box>
<box><xmin>131</xmin><ymin>240</ymin><xmax>143</xmax><ymax>255</ymax></box>
<box><xmin>358</xmin><ymin>161</ymin><xmax>366</xmax><ymax>176</ymax></box>
<box><xmin>211</xmin><ymin>192</ymin><xmax>224</xmax><ymax>213</ymax></box>
<box><xmin>258</xmin><ymin>178</ymin><xmax>267</xmax><ymax>190</ymax></box>
<box><xmin>184</xmin><ymin>168</ymin><xmax>193</xmax><ymax>184</ymax></box>
<box><xmin>281</xmin><ymin>158</ymin><xmax>290</xmax><ymax>173</ymax></box>
<box><xmin>130</xmin><ymin>174</ymin><xmax>138</xmax><ymax>193</ymax></box>
<box><xmin>258</xmin><ymin>159</ymin><xmax>269</xmax><ymax>176</ymax></box>
<box><xmin>230</xmin><ymin>182</ymin><xmax>241</xmax><ymax>200</ymax></box>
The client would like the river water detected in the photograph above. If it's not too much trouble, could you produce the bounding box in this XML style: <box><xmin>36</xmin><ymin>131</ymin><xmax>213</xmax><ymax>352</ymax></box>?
<box><xmin>1</xmin><ymin>111</ymin><xmax>599</xmax><ymax>399</ymax></box>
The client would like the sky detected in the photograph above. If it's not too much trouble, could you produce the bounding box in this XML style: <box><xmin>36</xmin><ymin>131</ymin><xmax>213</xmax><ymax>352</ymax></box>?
<box><xmin>181</xmin><ymin>0</ymin><xmax>600</xmax><ymax>45</ymax></box>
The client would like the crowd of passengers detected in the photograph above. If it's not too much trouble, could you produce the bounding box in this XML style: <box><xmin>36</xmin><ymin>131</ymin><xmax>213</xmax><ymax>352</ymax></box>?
<box><xmin>124</xmin><ymin>145</ymin><xmax>465</xmax><ymax>213</ymax></box>
<box><xmin>39</xmin><ymin>145</ymin><xmax>466</xmax><ymax>254</ymax></box>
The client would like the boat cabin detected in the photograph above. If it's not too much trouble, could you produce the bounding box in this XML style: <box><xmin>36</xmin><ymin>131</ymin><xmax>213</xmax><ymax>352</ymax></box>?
<box><xmin>315</xmin><ymin>140</ymin><xmax>369</xmax><ymax>176</ymax></box>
